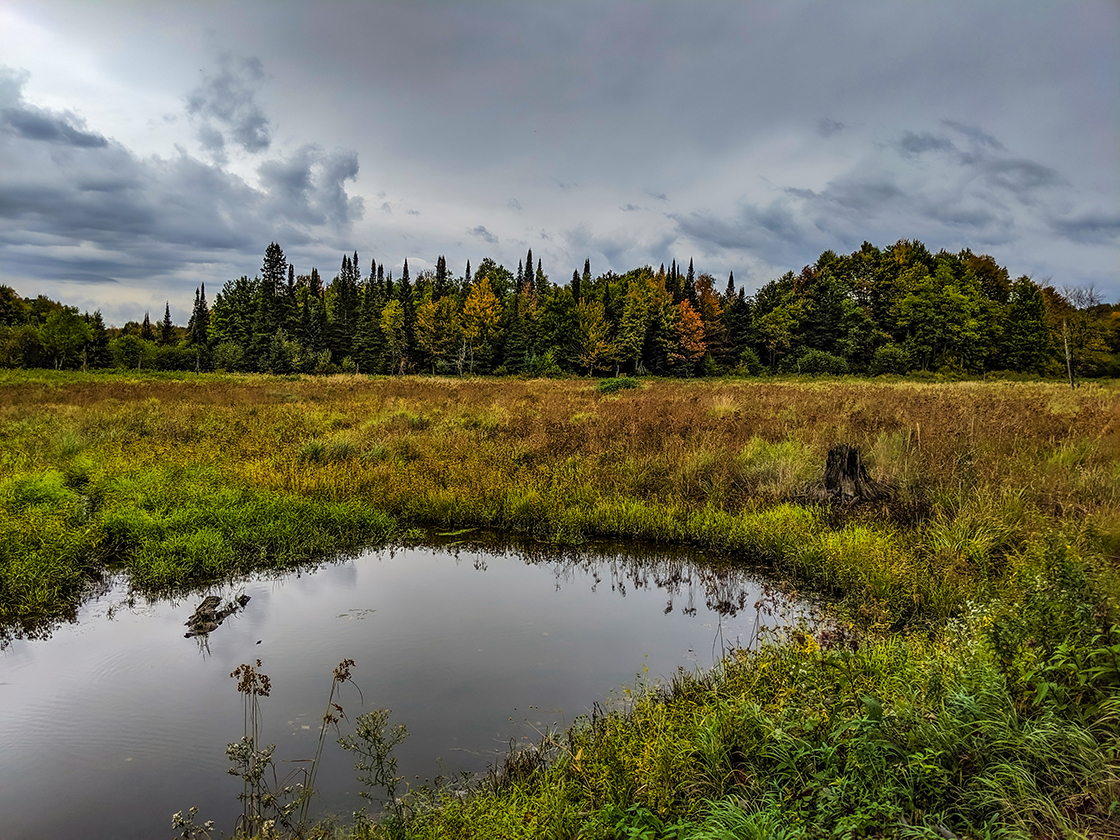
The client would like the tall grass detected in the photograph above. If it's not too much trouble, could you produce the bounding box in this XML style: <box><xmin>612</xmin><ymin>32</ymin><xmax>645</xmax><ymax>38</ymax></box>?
<box><xmin>1</xmin><ymin>371</ymin><xmax>1117</xmax><ymax>636</ymax></box>
<box><xmin>3</xmin><ymin>371</ymin><xmax>1117</xmax><ymax>835</ymax></box>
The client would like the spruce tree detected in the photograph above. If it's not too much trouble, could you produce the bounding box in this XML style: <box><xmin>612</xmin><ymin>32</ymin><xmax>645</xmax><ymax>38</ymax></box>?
<box><xmin>685</xmin><ymin>259</ymin><xmax>698</xmax><ymax>307</ymax></box>
<box><xmin>187</xmin><ymin>284</ymin><xmax>210</xmax><ymax>346</ymax></box>
<box><xmin>395</xmin><ymin>263</ymin><xmax>416</xmax><ymax>370</ymax></box>
<box><xmin>262</xmin><ymin>242</ymin><xmax>287</xmax><ymax>298</ymax></box>
<box><xmin>160</xmin><ymin>303</ymin><xmax>174</xmax><ymax>345</ymax></box>
<box><xmin>140</xmin><ymin>311</ymin><xmax>153</xmax><ymax>341</ymax></box>
<box><xmin>85</xmin><ymin>310</ymin><xmax>110</xmax><ymax>367</ymax></box>
<box><xmin>572</xmin><ymin>270</ymin><xmax>581</xmax><ymax>302</ymax></box>
<box><xmin>535</xmin><ymin>258</ymin><xmax>548</xmax><ymax>299</ymax></box>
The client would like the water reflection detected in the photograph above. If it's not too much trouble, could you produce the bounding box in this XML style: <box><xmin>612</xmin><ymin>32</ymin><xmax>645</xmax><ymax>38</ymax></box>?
<box><xmin>0</xmin><ymin>535</ymin><xmax>805</xmax><ymax>840</ymax></box>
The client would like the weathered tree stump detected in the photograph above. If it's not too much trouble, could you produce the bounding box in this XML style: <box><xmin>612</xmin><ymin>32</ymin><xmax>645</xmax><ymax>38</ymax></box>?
<box><xmin>821</xmin><ymin>444</ymin><xmax>884</xmax><ymax>505</ymax></box>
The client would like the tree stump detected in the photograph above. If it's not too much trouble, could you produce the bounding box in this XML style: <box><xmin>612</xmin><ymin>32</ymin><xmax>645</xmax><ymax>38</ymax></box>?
<box><xmin>822</xmin><ymin>444</ymin><xmax>882</xmax><ymax>505</ymax></box>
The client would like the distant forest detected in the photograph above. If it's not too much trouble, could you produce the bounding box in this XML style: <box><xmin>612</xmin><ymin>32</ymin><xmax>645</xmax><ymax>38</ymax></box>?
<box><xmin>2</xmin><ymin>239</ymin><xmax>1117</xmax><ymax>381</ymax></box>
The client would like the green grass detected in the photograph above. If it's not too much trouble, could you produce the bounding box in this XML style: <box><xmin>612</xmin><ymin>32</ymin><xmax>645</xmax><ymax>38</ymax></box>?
<box><xmin>1</xmin><ymin>371</ymin><xmax>1118</xmax><ymax>837</ymax></box>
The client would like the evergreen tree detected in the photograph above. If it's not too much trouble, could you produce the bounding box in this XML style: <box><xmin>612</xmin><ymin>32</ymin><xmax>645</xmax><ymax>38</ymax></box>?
<box><xmin>572</xmin><ymin>270</ymin><xmax>581</xmax><ymax>302</ymax></box>
<box><xmin>434</xmin><ymin>255</ymin><xmax>449</xmax><ymax>298</ymax></box>
<box><xmin>262</xmin><ymin>242</ymin><xmax>287</xmax><ymax>298</ymax></box>
<box><xmin>535</xmin><ymin>259</ymin><xmax>548</xmax><ymax>300</ymax></box>
<box><xmin>211</xmin><ymin>276</ymin><xmax>257</xmax><ymax>349</ymax></box>
<box><xmin>353</xmin><ymin>283</ymin><xmax>387</xmax><ymax>374</ymax></box>
<box><xmin>160</xmin><ymin>303</ymin><xmax>174</xmax><ymax>345</ymax></box>
<box><xmin>395</xmin><ymin>262</ymin><xmax>416</xmax><ymax>370</ymax></box>
<box><xmin>140</xmin><ymin>311</ymin><xmax>153</xmax><ymax>341</ymax></box>
<box><xmin>725</xmin><ymin>271</ymin><xmax>735</xmax><ymax>301</ymax></box>
<box><xmin>186</xmin><ymin>284</ymin><xmax>210</xmax><ymax>347</ymax></box>
<box><xmin>84</xmin><ymin>310</ymin><xmax>110</xmax><ymax>368</ymax></box>
<box><xmin>684</xmin><ymin>258</ymin><xmax>698</xmax><ymax>307</ymax></box>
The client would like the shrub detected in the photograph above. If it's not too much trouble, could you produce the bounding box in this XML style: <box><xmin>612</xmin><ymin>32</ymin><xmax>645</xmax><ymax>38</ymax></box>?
<box><xmin>870</xmin><ymin>343</ymin><xmax>911</xmax><ymax>375</ymax></box>
<box><xmin>598</xmin><ymin>376</ymin><xmax>641</xmax><ymax>394</ymax></box>
<box><xmin>736</xmin><ymin>347</ymin><xmax>764</xmax><ymax>376</ymax></box>
<box><xmin>212</xmin><ymin>342</ymin><xmax>246</xmax><ymax>372</ymax></box>
<box><xmin>794</xmin><ymin>349</ymin><xmax>849</xmax><ymax>375</ymax></box>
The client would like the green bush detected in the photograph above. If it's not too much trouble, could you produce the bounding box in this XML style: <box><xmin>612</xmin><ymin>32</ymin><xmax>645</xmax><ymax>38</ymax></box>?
<box><xmin>870</xmin><ymin>343</ymin><xmax>911</xmax><ymax>375</ymax></box>
<box><xmin>794</xmin><ymin>349</ymin><xmax>849</xmax><ymax>375</ymax></box>
<box><xmin>736</xmin><ymin>347</ymin><xmax>764</xmax><ymax>376</ymax></box>
<box><xmin>598</xmin><ymin>376</ymin><xmax>641</xmax><ymax>394</ymax></box>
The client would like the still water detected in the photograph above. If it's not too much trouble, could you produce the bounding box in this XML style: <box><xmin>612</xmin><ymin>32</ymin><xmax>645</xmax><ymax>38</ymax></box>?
<box><xmin>0</xmin><ymin>537</ymin><xmax>803</xmax><ymax>839</ymax></box>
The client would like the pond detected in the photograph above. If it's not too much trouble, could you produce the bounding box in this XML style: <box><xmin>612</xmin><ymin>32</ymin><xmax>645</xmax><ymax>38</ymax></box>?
<box><xmin>0</xmin><ymin>536</ymin><xmax>806</xmax><ymax>839</ymax></box>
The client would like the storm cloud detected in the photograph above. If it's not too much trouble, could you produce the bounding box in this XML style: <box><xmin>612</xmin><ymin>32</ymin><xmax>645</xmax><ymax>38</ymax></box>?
<box><xmin>186</xmin><ymin>54</ymin><xmax>272</xmax><ymax>162</ymax></box>
<box><xmin>0</xmin><ymin>62</ymin><xmax>362</xmax><ymax>319</ymax></box>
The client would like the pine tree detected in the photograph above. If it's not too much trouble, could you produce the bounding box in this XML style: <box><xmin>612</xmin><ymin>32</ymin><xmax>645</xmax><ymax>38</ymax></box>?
<box><xmin>262</xmin><ymin>242</ymin><xmax>287</xmax><ymax>298</ymax></box>
<box><xmin>160</xmin><ymin>303</ymin><xmax>174</xmax><ymax>345</ymax></box>
<box><xmin>395</xmin><ymin>263</ymin><xmax>416</xmax><ymax>370</ymax></box>
<box><xmin>353</xmin><ymin>282</ymin><xmax>387</xmax><ymax>373</ymax></box>
<box><xmin>535</xmin><ymin>258</ymin><xmax>548</xmax><ymax>299</ymax></box>
<box><xmin>725</xmin><ymin>271</ymin><xmax>735</xmax><ymax>300</ymax></box>
<box><xmin>140</xmin><ymin>311</ymin><xmax>153</xmax><ymax>341</ymax></box>
<box><xmin>572</xmin><ymin>270</ymin><xmax>581</xmax><ymax>302</ymax></box>
<box><xmin>85</xmin><ymin>310</ymin><xmax>110</xmax><ymax>367</ymax></box>
<box><xmin>684</xmin><ymin>259</ymin><xmax>698</xmax><ymax>307</ymax></box>
<box><xmin>187</xmin><ymin>284</ymin><xmax>210</xmax><ymax>347</ymax></box>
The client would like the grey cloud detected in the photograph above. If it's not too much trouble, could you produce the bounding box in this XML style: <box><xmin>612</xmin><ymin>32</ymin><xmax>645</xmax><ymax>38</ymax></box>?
<box><xmin>2</xmin><ymin>106</ymin><xmax>109</xmax><ymax>147</ymax></box>
<box><xmin>0</xmin><ymin>66</ymin><xmax>363</xmax><ymax>294</ymax></box>
<box><xmin>942</xmin><ymin>120</ymin><xmax>1005</xmax><ymax>150</ymax></box>
<box><xmin>648</xmin><ymin>192</ymin><xmax>669</xmax><ymax>201</ymax></box>
<box><xmin>186</xmin><ymin>53</ymin><xmax>272</xmax><ymax>159</ymax></box>
<box><xmin>982</xmin><ymin>158</ymin><xmax>1061</xmax><ymax>196</ymax></box>
<box><xmin>406</xmin><ymin>209</ymin><xmax>420</xmax><ymax>216</ymax></box>
<box><xmin>380</xmin><ymin>202</ymin><xmax>392</xmax><ymax>214</ymax></box>
<box><xmin>1048</xmin><ymin>211</ymin><xmax>1120</xmax><ymax>245</ymax></box>
<box><xmin>671</xmin><ymin>122</ymin><xmax>1068</xmax><ymax>271</ymax></box>
<box><xmin>897</xmin><ymin>131</ymin><xmax>955</xmax><ymax>156</ymax></box>
<box><xmin>469</xmin><ymin>225</ymin><xmax>498</xmax><ymax>245</ymax></box>
<box><xmin>507</xmin><ymin>198</ymin><xmax>522</xmax><ymax>211</ymax></box>
<box><xmin>818</xmin><ymin>118</ymin><xmax>845</xmax><ymax>138</ymax></box>
<box><xmin>620</xmin><ymin>203</ymin><xmax>640</xmax><ymax>212</ymax></box>
<box><xmin>257</xmin><ymin>146</ymin><xmax>363</xmax><ymax>228</ymax></box>
<box><xmin>0</xmin><ymin>68</ymin><xmax>107</xmax><ymax>148</ymax></box>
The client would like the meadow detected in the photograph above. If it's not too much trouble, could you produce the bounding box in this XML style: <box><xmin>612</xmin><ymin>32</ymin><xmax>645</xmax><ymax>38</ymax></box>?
<box><xmin>1</xmin><ymin>370</ymin><xmax>1118</xmax><ymax>838</ymax></box>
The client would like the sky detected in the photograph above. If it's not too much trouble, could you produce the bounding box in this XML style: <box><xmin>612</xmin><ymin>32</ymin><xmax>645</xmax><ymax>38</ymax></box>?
<box><xmin>0</xmin><ymin>0</ymin><xmax>1117</xmax><ymax>325</ymax></box>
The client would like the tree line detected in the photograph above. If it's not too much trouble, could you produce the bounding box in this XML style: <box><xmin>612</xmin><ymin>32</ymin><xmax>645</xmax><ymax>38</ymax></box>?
<box><xmin>1</xmin><ymin>239</ymin><xmax>1117</xmax><ymax>381</ymax></box>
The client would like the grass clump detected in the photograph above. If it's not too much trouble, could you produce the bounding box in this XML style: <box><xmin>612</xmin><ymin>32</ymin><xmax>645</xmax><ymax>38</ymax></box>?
<box><xmin>598</xmin><ymin>376</ymin><xmax>642</xmax><ymax>394</ymax></box>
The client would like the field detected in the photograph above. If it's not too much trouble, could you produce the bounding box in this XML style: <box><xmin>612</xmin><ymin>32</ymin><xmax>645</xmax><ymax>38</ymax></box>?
<box><xmin>2</xmin><ymin>370</ymin><xmax>1119</xmax><ymax>838</ymax></box>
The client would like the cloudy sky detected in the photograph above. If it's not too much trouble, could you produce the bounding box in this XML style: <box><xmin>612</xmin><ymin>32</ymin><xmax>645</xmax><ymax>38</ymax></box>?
<box><xmin>0</xmin><ymin>0</ymin><xmax>1116</xmax><ymax>324</ymax></box>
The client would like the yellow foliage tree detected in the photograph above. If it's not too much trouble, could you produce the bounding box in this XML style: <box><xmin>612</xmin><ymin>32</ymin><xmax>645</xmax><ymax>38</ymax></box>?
<box><xmin>416</xmin><ymin>296</ymin><xmax>462</xmax><ymax>373</ymax></box>
<box><xmin>574</xmin><ymin>299</ymin><xmax>615</xmax><ymax>375</ymax></box>
<box><xmin>461</xmin><ymin>277</ymin><xmax>502</xmax><ymax>373</ymax></box>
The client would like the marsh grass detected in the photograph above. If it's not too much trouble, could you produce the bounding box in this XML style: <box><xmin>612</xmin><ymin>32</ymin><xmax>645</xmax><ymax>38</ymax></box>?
<box><xmin>1</xmin><ymin>371</ymin><xmax>1117</xmax><ymax>635</ymax></box>
<box><xmin>2</xmin><ymin>370</ymin><xmax>1119</xmax><ymax>837</ymax></box>
<box><xmin>354</xmin><ymin>539</ymin><xmax>1119</xmax><ymax>840</ymax></box>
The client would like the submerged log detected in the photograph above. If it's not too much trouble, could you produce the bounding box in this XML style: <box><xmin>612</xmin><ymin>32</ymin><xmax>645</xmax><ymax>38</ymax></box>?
<box><xmin>819</xmin><ymin>444</ymin><xmax>887</xmax><ymax>505</ymax></box>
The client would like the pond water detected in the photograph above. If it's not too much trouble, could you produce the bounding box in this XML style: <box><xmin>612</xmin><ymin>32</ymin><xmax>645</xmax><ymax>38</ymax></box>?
<box><xmin>0</xmin><ymin>536</ymin><xmax>805</xmax><ymax>839</ymax></box>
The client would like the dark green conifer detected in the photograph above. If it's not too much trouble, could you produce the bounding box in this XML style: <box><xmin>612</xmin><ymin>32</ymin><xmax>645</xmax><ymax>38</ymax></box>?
<box><xmin>160</xmin><ymin>303</ymin><xmax>174</xmax><ymax>345</ymax></box>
